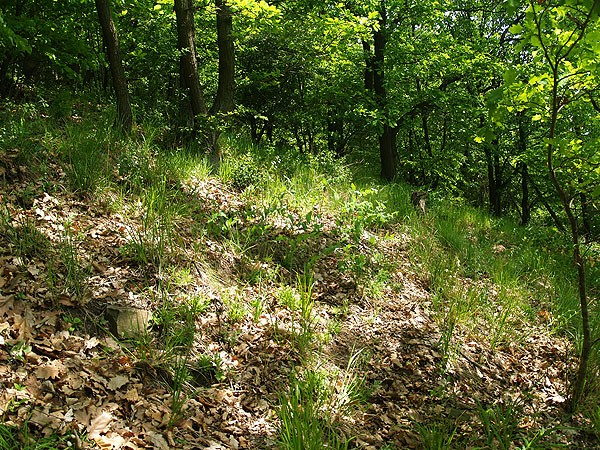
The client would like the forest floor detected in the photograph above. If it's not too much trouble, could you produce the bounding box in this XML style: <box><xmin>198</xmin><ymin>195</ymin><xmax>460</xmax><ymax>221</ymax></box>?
<box><xmin>0</xmin><ymin>133</ymin><xmax>598</xmax><ymax>449</ymax></box>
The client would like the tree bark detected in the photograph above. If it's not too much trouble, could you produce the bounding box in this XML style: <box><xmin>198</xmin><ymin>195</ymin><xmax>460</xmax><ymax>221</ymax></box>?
<box><xmin>95</xmin><ymin>0</ymin><xmax>132</xmax><ymax>133</ymax></box>
<box><xmin>211</xmin><ymin>0</ymin><xmax>235</xmax><ymax>115</ymax></box>
<box><xmin>546</xmin><ymin>64</ymin><xmax>591</xmax><ymax>413</ymax></box>
<box><xmin>372</xmin><ymin>2</ymin><xmax>396</xmax><ymax>181</ymax></box>
<box><xmin>484</xmin><ymin>139</ymin><xmax>502</xmax><ymax>216</ymax></box>
<box><xmin>520</xmin><ymin>162</ymin><xmax>530</xmax><ymax>225</ymax></box>
<box><xmin>578</xmin><ymin>178</ymin><xmax>591</xmax><ymax>241</ymax></box>
<box><xmin>174</xmin><ymin>0</ymin><xmax>208</xmax><ymax>119</ymax></box>
<box><xmin>362</xmin><ymin>40</ymin><xmax>374</xmax><ymax>91</ymax></box>
<box><xmin>517</xmin><ymin>115</ymin><xmax>530</xmax><ymax>225</ymax></box>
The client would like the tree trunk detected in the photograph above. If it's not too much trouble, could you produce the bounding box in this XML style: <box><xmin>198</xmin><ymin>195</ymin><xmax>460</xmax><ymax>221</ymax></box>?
<box><xmin>174</xmin><ymin>0</ymin><xmax>208</xmax><ymax>119</ymax></box>
<box><xmin>579</xmin><ymin>178</ymin><xmax>591</xmax><ymax>241</ymax></box>
<box><xmin>526</xmin><ymin>172</ymin><xmax>566</xmax><ymax>232</ymax></box>
<box><xmin>484</xmin><ymin>139</ymin><xmax>502</xmax><ymax>216</ymax></box>
<box><xmin>211</xmin><ymin>0</ymin><xmax>235</xmax><ymax>115</ymax></box>
<box><xmin>372</xmin><ymin>3</ymin><xmax>396</xmax><ymax>181</ymax></box>
<box><xmin>379</xmin><ymin>124</ymin><xmax>397</xmax><ymax>181</ymax></box>
<box><xmin>517</xmin><ymin>113</ymin><xmax>530</xmax><ymax>224</ymax></box>
<box><xmin>95</xmin><ymin>0</ymin><xmax>132</xmax><ymax>133</ymax></box>
<box><xmin>546</xmin><ymin>67</ymin><xmax>591</xmax><ymax>413</ymax></box>
<box><xmin>520</xmin><ymin>162</ymin><xmax>530</xmax><ymax>225</ymax></box>
<box><xmin>362</xmin><ymin>40</ymin><xmax>374</xmax><ymax>91</ymax></box>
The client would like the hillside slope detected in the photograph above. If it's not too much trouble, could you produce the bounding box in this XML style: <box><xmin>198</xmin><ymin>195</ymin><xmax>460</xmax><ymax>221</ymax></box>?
<box><xmin>0</xmin><ymin>118</ymin><xmax>598</xmax><ymax>449</ymax></box>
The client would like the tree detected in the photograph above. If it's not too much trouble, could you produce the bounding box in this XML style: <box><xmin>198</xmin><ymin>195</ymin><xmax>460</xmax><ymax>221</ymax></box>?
<box><xmin>503</xmin><ymin>0</ymin><xmax>600</xmax><ymax>411</ymax></box>
<box><xmin>95</xmin><ymin>0</ymin><xmax>133</xmax><ymax>132</ymax></box>
<box><xmin>174</xmin><ymin>0</ymin><xmax>208</xmax><ymax>122</ymax></box>
<box><xmin>211</xmin><ymin>0</ymin><xmax>234</xmax><ymax>115</ymax></box>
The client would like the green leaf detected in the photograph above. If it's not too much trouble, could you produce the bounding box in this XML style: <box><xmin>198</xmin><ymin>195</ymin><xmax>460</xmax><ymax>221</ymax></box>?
<box><xmin>509</xmin><ymin>24</ymin><xmax>523</xmax><ymax>35</ymax></box>
<box><xmin>586</xmin><ymin>31</ymin><xmax>600</xmax><ymax>51</ymax></box>
<box><xmin>503</xmin><ymin>67</ymin><xmax>518</xmax><ymax>85</ymax></box>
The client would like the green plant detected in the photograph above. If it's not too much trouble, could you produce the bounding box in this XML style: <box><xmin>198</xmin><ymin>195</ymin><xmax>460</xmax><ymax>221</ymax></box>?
<box><xmin>297</xmin><ymin>270</ymin><xmax>314</xmax><ymax>324</ymax></box>
<box><xmin>154</xmin><ymin>295</ymin><xmax>202</xmax><ymax>353</ymax></box>
<box><xmin>194</xmin><ymin>352</ymin><xmax>226</xmax><ymax>385</ymax></box>
<box><xmin>220</xmin><ymin>288</ymin><xmax>247</xmax><ymax>323</ymax></box>
<box><xmin>62</xmin><ymin>314</ymin><xmax>82</xmax><ymax>332</ymax></box>
<box><xmin>0</xmin><ymin>206</ymin><xmax>49</xmax><ymax>259</ymax></box>
<box><xmin>328</xmin><ymin>348</ymin><xmax>373</xmax><ymax>419</ymax></box>
<box><xmin>476</xmin><ymin>398</ymin><xmax>522</xmax><ymax>450</ymax></box>
<box><xmin>250</xmin><ymin>296</ymin><xmax>265</xmax><ymax>322</ymax></box>
<box><xmin>60</xmin><ymin>124</ymin><xmax>111</xmax><ymax>194</ymax></box>
<box><xmin>8</xmin><ymin>340</ymin><xmax>31</xmax><ymax>363</ymax></box>
<box><xmin>59</xmin><ymin>222</ymin><xmax>90</xmax><ymax>298</ymax></box>
<box><xmin>230</xmin><ymin>153</ymin><xmax>262</xmax><ymax>191</ymax></box>
<box><xmin>278</xmin><ymin>370</ymin><xmax>351</xmax><ymax>450</ymax></box>
<box><xmin>0</xmin><ymin>422</ymin><xmax>71</xmax><ymax>450</ymax></box>
<box><xmin>277</xmin><ymin>286</ymin><xmax>301</xmax><ymax>310</ymax></box>
<box><xmin>415</xmin><ymin>420</ymin><xmax>457</xmax><ymax>450</ymax></box>
<box><xmin>169</xmin><ymin>354</ymin><xmax>191</xmax><ymax>426</ymax></box>
<box><xmin>121</xmin><ymin>178</ymin><xmax>176</xmax><ymax>271</ymax></box>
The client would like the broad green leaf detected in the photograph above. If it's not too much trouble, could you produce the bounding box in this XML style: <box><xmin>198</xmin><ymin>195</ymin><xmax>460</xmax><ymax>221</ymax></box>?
<box><xmin>509</xmin><ymin>24</ymin><xmax>523</xmax><ymax>35</ymax></box>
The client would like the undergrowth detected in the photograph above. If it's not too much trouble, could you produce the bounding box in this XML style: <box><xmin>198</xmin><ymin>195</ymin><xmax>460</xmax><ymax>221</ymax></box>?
<box><xmin>0</xmin><ymin>104</ymin><xmax>598</xmax><ymax>448</ymax></box>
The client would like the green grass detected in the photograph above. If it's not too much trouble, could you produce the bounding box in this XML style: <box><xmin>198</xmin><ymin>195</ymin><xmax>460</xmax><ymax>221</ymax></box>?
<box><xmin>278</xmin><ymin>370</ymin><xmax>352</xmax><ymax>450</ymax></box>
<box><xmin>59</xmin><ymin>221</ymin><xmax>90</xmax><ymax>299</ymax></box>
<box><xmin>2</xmin><ymin>105</ymin><xmax>598</xmax><ymax>447</ymax></box>
<box><xmin>0</xmin><ymin>423</ymin><xmax>72</xmax><ymax>450</ymax></box>
<box><xmin>0</xmin><ymin>206</ymin><xmax>50</xmax><ymax>259</ymax></box>
<box><xmin>415</xmin><ymin>420</ymin><xmax>457</xmax><ymax>450</ymax></box>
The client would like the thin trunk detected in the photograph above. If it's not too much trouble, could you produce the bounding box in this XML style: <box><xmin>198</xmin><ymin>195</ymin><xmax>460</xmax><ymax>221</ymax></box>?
<box><xmin>95</xmin><ymin>0</ymin><xmax>132</xmax><ymax>133</ymax></box>
<box><xmin>421</xmin><ymin>113</ymin><xmax>433</xmax><ymax>158</ymax></box>
<box><xmin>379</xmin><ymin>125</ymin><xmax>398</xmax><ymax>181</ymax></box>
<box><xmin>327</xmin><ymin>111</ymin><xmax>335</xmax><ymax>154</ymax></box>
<box><xmin>526</xmin><ymin>172</ymin><xmax>566</xmax><ymax>232</ymax></box>
<box><xmin>579</xmin><ymin>178</ymin><xmax>591</xmax><ymax>241</ymax></box>
<box><xmin>520</xmin><ymin>162</ymin><xmax>530</xmax><ymax>225</ymax></box>
<box><xmin>174</xmin><ymin>0</ymin><xmax>208</xmax><ymax>119</ymax></box>
<box><xmin>546</xmin><ymin>66</ymin><xmax>590</xmax><ymax>412</ymax></box>
<box><xmin>517</xmin><ymin>113</ymin><xmax>530</xmax><ymax>224</ymax></box>
<box><xmin>373</xmin><ymin>3</ymin><xmax>396</xmax><ymax>181</ymax></box>
<box><xmin>362</xmin><ymin>40</ymin><xmax>374</xmax><ymax>91</ymax></box>
<box><xmin>211</xmin><ymin>0</ymin><xmax>234</xmax><ymax>115</ymax></box>
<box><xmin>484</xmin><ymin>139</ymin><xmax>501</xmax><ymax>216</ymax></box>
<box><xmin>494</xmin><ymin>153</ymin><xmax>502</xmax><ymax>215</ymax></box>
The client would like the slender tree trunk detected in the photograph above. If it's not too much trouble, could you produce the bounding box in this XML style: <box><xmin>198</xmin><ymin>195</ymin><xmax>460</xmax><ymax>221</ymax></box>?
<box><xmin>379</xmin><ymin>125</ymin><xmax>398</xmax><ymax>181</ymax></box>
<box><xmin>578</xmin><ymin>177</ymin><xmax>591</xmax><ymax>241</ymax></box>
<box><xmin>372</xmin><ymin>3</ymin><xmax>396</xmax><ymax>181</ymax></box>
<box><xmin>484</xmin><ymin>139</ymin><xmax>502</xmax><ymax>216</ymax></box>
<box><xmin>546</xmin><ymin>67</ymin><xmax>591</xmax><ymax>413</ymax></box>
<box><xmin>520</xmin><ymin>162</ymin><xmax>530</xmax><ymax>225</ymax></box>
<box><xmin>362</xmin><ymin>40</ymin><xmax>374</xmax><ymax>91</ymax></box>
<box><xmin>95</xmin><ymin>0</ymin><xmax>132</xmax><ymax>133</ymax></box>
<box><xmin>517</xmin><ymin>113</ymin><xmax>530</xmax><ymax>224</ymax></box>
<box><xmin>526</xmin><ymin>172</ymin><xmax>566</xmax><ymax>232</ymax></box>
<box><xmin>211</xmin><ymin>0</ymin><xmax>235</xmax><ymax>115</ymax></box>
<box><xmin>174</xmin><ymin>0</ymin><xmax>208</xmax><ymax>120</ymax></box>
<box><xmin>421</xmin><ymin>112</ymin><xmax>433</xmax><ymax>158</ymax></box>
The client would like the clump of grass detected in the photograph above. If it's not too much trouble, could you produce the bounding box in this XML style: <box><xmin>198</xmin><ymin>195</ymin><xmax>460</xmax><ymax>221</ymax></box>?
<box><xmin>476</xmin><ymin>398</ymin><xmax>523</xmax><ymax>450</ymax></box>
<box><xmin>121</xmin><ymin>177</ymin><xmax>180</xmax><ymax>271</ymax></box>
<box><xmin>0</xmin><ymin>422</ymin><xmax>72</xmax><ymax>450</ymax></box>
<box><xmin>59</xmin><ymin>221</ymin><xmax>90</xmax><ymax>299</ymax></box>
<box><xmin>0</xmin><ymin>206</ymin><xmax>49</xmax><ymax>259</ymax></box>
<box><xmin>278</xmin><ymin>370</ymin><xmax>352</xmax><ymax>450</ymax></box>
<box><xmin>59</xmin><ymin>122</ymin><xmax>113</xmax><ymax>194</ymax></box>
<box><xmin>415</xmin><ymin>420</ymin><xmax>457</xmax><ymax>450</ymax></box>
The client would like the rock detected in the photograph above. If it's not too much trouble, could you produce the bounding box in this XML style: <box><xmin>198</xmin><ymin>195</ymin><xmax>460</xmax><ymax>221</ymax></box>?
<box><xmin>105</xmin><ymin>305</ymin><xmax>151</xmax><ymax>339</ymax></box>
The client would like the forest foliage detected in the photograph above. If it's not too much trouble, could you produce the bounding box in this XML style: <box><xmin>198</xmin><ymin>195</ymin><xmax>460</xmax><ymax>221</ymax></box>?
<box><xmin>0</xmin><ymin>0</ymin><xmax>599</xmax><ymax>448</ymax></box>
